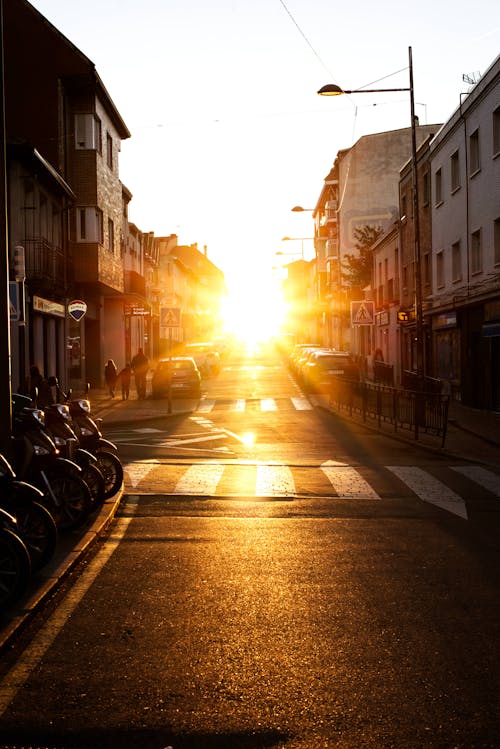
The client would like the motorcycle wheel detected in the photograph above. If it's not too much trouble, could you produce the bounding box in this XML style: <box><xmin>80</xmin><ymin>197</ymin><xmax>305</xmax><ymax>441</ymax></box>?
<box><xmin>0</xmin><ymin>528</ymin><xmax>32</xmax><ymax>608</ymax></box>
<box><xmin>14</xmin><ymin>502</ymin><xmax>58</xmax><ymax>571</ymax></box>
<box><xmin>43</xmin><ymin>470</ymin><xmax>92</xmax><ymax>531</ymax></box>
<box><xmin>95</xmin><ymin>451</ymin><xmax>124</xmax><ymax>499</ymax></box>
<box><xmin>80</xmin><ymin>463</ymin><xmax>106</xmax><ymax>514</ymax></box>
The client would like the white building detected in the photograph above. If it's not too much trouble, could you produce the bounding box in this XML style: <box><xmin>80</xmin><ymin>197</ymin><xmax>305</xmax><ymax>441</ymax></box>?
<box><xmin>429</xmin><ymin>54</ymin><xmax>500</xmax><ymax>409</ymax></box>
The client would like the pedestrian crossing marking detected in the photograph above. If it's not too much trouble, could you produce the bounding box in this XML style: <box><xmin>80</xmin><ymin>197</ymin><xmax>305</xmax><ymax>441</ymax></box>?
<box><xmin>291</xmin><ymin>397</ymin><xmax>313</xmax><ymax>411</ymax></box>
<box><xmin>122</xmin><ymin>460</ymin><xmax>499</xmax><ymax>521</ymax></box>
<box><xmin>321</xmin><ymin>460</ymin><xmax>380</xmax><ymax>499</ymax></box>
<box><xmin>386</xmin><ymin>465</ymin><xmax>468</xmax><ymax>519</ymax></box>
<box><xmin>451</xmin><ymin>466</ymin><xmax>500</xmax><ymax>497</ymax></box>
<box><xmin>174</xmin><ymin>464</ymin><xmax>225</xmax><ymax>494</ymax></box>
<box><xmin>260</xmin><ymin>398</ymin><xmax>278</xmax><ymax>411</ymax></box>
<box><xmin>255</xmin><ymin>464</ymin><xmax>295</xmax><ymax>496</ymax></box>
<box><xmin>230</xmin><ymin>399</ymin><xmax>246</xmax><ymax>412</ymax></box>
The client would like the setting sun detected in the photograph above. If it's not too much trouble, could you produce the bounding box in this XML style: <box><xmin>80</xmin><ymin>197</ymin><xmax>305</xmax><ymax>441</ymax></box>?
<box><xmin>221</xmin><ymin>270</ymin><xmax>287</xmax><ymax>345</ymax></box>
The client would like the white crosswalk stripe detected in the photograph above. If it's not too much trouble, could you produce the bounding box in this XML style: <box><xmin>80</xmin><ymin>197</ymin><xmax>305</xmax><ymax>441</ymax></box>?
<box><xmin>195</xmin><ymin>397</ymin><xmax>311</xmax><ymax>413</ymax></box>
<box><xmin>386</xmin><ymin>465</ymin><xmax>468</xmax><ymax>519</ymax></box>
<box><xmin>174</xmin><ymin>464</ymin><xmax>225</xmax><ymax>495</ymax></box>
<box><xmin>321</xmin><ymin>460</ymin><xmax>380</xmax><ymax>499</ymax></box>
<box><xmin>255</xmin><ymin>464</ymin><xmax>295</xmax><ymax>496</ymax></box>
<box><xmin>450</xmin><ymin>465</ymin><xmax>500</xmax><ymax>496</ymax></box>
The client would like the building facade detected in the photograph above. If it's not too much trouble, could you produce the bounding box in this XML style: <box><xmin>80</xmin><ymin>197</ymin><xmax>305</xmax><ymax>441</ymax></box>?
<box><xmin>429</xmin><ymin>54</ymin><xmax>500</xmax><ymax>408</ymax></box>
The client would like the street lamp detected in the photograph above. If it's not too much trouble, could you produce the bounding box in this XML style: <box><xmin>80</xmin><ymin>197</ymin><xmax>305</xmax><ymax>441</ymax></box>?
<box><xmin>291</xmin><ymin>206</ymin><xmax>314</xmax><ymax>212</ymax></box>
<box><xmin>318</xmin><ymin>46</ymin><xmax>424</xmax><ymax>378</ymax></box>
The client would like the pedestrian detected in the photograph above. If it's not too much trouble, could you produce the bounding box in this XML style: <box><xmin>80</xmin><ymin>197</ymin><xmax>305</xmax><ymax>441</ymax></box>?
<box><xmin>131</xmin><ymin>347</ymin><xmax>149</xmax><ymax>399</ymax></box>
<box><xmin>26</xmin><ymin>365</ymin><xmax>54</xmax><ymax>408</ymax></box>
<box><xmin>118</xmin><ymin>362</ymin><xmax>132</xmax><ymax>400</ymax></box>
<box><xmin>104</xmin><ymin>359</ymin><xmax>118</xmax><ymax>398</ymax></box>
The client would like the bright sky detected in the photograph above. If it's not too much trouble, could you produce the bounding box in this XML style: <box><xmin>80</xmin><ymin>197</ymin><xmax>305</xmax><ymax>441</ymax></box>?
<box><xmin>29</xmin><ymin>0</ymin><xmax>499</xmax><ymax>338</ymax></box>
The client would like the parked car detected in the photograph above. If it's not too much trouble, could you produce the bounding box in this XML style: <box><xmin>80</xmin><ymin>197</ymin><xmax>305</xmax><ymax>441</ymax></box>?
<box><xmin>183</xmin><ymin>343</ymin><xmax>220</xmax><ymax>377</ymax></box>
<box><xmin>151</xmin><ymin>357</ymin><xmax>202</xmax><ymax>399</ymax></box>
<box><xmin>302</xmin><ymin>351</ymin><xmax>359</xmax><ymax>393</ymax></box>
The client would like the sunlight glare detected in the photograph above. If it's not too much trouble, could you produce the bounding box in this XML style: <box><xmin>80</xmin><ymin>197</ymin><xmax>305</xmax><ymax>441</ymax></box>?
<box><xmin>221</xmin><ymin>269</ymin><xmax>286</xmax><ymax>346</ymax></box>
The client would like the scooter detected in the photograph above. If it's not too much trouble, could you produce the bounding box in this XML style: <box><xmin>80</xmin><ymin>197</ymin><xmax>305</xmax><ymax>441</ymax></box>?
<box><xmin>11</xmin><ymin>394</ymin><xmax>93</xmax><ymax>531</ymax></box>
<box><xmin>0</xmin><ymin>452</ymin><xmax>57</xmax><ymax>572</ymax></box>
<box><xmin>43</xmin><ymin>401</ymin><xmax>106</xmax><ymax>514</ymax></box>
<box><xmin>50</xmin><ymin>380</ymin><xmax>124</xmax><ymax>500</ymax></box>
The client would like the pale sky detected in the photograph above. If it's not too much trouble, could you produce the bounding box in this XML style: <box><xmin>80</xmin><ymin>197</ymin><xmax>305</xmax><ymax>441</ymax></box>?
<box><xmin>28</xmin><ymin>0</ymin><xmax>499</xmax><ymax>329</ymax></box>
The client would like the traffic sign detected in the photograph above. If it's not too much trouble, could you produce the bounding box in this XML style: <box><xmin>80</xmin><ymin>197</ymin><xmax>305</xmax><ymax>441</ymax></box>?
<box><xmin>351</xmin><ymin>300</ymin><xmax>374</xmax><ymax>326</ymax></box>
<box><xmin>9</xmin><ymin>282</ymin><xmax>19</xmax><ymax>321</ymax></box>
<box><xmin>160</xmin><ymin>307</ymin><xmax>181</xmax><ymax>327</ymax></box>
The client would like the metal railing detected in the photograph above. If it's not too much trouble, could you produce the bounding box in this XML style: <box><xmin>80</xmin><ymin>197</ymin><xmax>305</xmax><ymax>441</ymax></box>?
<box><xmin>328</xmin><ymin>379</ymin><xmax>450</xmax><ymax>447</ymax></box>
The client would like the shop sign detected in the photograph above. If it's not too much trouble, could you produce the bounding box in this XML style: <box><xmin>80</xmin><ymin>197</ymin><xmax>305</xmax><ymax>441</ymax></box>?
<box><xmin>434</xmin><ymin>312</ymin><xmax>456</xmax><ymax>329</ymax></box>
<box><xmin>34</xmin><ymin>295</ymin><xmax>65</xmax><ymax>317</ymax></box>
<box><xmin>124</xmin><ymin>304</ymin><xmax>150</xmax><ymax>316</ymax></box>
<box><xmin>68</xmin><ymin>300</ymin><xmax>87</xmax><ymax>321</ymax></box>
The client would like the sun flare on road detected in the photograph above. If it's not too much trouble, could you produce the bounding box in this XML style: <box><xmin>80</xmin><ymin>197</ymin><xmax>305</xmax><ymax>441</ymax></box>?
<box><xmin>221</xmin><ymin>272</ymin><xmax>286</xmax><ymax>346</ymax></box>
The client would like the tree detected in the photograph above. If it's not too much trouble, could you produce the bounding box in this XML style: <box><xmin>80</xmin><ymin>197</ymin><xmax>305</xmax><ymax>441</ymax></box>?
<box><xmin>342</xmin><ymin>225</ymin><xmax>383</xmax><ymax>292</ymax></box>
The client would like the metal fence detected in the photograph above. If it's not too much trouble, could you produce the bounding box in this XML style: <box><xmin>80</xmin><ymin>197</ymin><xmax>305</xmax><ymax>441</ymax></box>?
<box><xmin>328</xmin><ymin>379</ymin><xmax>450</xmax><ymax>447</ymax></box>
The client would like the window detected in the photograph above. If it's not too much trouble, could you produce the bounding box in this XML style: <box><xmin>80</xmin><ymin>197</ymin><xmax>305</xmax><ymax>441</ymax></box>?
<box><xmin>452</xmin><ymin>241</ymin><xmax>461</xmax><ymax>282</ymax></box>
<box><xmin>108</xmin><ymin>218</ymin><xmax>114</xmax><ymax>253</ymax></box>
<box><xmin>436</xmin><ymin>250</ymin><xmax>444</xmax><ymax>288</ymax></box>
<box><xmin>494</xmin><ymin>218</ymin><xmax>500</xmax><ymax>266</ymax></box>
<box><xmin>471</xmin><ymin>229</ymin><xmax>482</xmax><ymax>274</ymax></box>
<box><xmin>106</xmin><ymin>132</ymin><xmax>113</xmax><ymax>169</ymax></box>
<box><xmin>400</xmin><ymin>193</ymin><xmax>407</xmax><ymax>220</ymax></box>
<box><xmin>469</xmin><ymin>129</ymin><xmax>480</xmax><ymax>174</ymax></box>
<box><xmin>435</xmin><ymin>168</ymin><xmax>443</xmax><ymax>204</ymax></box>
<box><xmin>494</xmin><ymin>106</ymin><xmax>500</xmax><ymax>156</ymax></box>
<box><xmin>422</xmin><ymin>171</ymin><xmax>430</xmax><ymax>206</ymax></box>
<box><xmin>77</xmin><ymin>207</ymin><xmax>104</xmax><ymax>243</ymax></box>
<box><xmin>75</xmin><ymin>113</ymin><xmax>102</xmax><ymax>151</ymax></box>
<box><xmin>423</xmin><ymin>252</ymin><xmax>430</xmax><ymax>285</ymax></box>
<box><xmin>451</xmin><ymin>150</ymin><xmax>460</xmax><ymax>192</ymax></box>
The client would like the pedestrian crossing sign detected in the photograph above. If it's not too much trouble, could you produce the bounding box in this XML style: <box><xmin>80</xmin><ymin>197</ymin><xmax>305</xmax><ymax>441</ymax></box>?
<box><xmin>350</xmin><ymin>300</ymin><xmax>374</xmax><ymax>326</ymax></box>
<box><xmin>160</xmin><ymin>306</ymin><xmax>181</xmax><ymax>328</ymax></box>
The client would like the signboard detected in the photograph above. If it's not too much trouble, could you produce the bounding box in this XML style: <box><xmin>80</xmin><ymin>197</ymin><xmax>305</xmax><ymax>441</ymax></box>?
<box><xmin>9</xmin><ymin>282</ymin><xmax>19</xmax><ymax>321</ymax></box>
<box><xmin>350</xmin><ymin>300</ymin><xmax>374</xmax><ymax>326</ymax></box>
<box><xmin>124</xmin><ymin>304</ymin><xmax>150</xmax><ymax>317</ymax></box>
<box><xmin>68</xmin><ymin>300</ymin><xmax>87</xmax><ymax>321</ymax></box>
<box><xmin>160</xmin><ymin>307</ymin><xmax>181</xmax><ymax>327</ymax></box>
<box><xmin>34</xmin><ymin>295</ymin><xmax>65</xmax><ymax>317</ymax></box>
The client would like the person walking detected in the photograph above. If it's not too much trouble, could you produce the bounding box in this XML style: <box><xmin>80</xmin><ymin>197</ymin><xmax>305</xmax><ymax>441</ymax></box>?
<box><xmin>118</xmin><ymin>362</ymin><xmax>132</xmax><ymax>400</ymax></box>
<box><xmin>104</xmin><ymin>359</ymin><xmax>118</xmax><ymax>398</ymax></box>
<box><xmin>131</xmin><ymin>347</ymin><xmax>149</xmax><ymax>399</ymax></box>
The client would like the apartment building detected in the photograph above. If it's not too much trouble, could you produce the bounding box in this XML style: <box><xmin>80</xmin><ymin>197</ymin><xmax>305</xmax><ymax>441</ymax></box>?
<box><xmin>4</xmin><ymin>0</ymin><xmax>131</xmax><ymax>389</ymax></box>
<box><xmin>429</xmin><ymin>54</ymin><xmax>500</xmax><ymax>409</ymax></box>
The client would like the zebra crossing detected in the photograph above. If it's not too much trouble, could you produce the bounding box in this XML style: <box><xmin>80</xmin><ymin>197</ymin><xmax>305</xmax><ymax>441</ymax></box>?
<box><xmin>124</xmin><ymin>459</ymin><xmax>500</xmax><ymax>519</ymax></box>
<box><xmin>195</xmin><ymin>396</ymin><xmax>313</xmax><ymax>413</ymax></box>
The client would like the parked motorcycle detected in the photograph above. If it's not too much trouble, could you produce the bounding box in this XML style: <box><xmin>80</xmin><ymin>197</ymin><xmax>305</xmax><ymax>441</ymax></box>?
<box><xmin>0</xmin><ymin>453</ymin><xmax>57</xmax><ymax>572</ymax></box>
<box><xmin>11</xmin><ymin>394</ymin><xmax>93</xmax><ymax>531</ymax></box>
<box><xmin>43</xmin><ymin>400</ymin><xmax>106</xmax><ymax>514</ymax></box>
<box><xmin>0</xmin><ymin>506</ymin><xmax>31</xmax><ymax>608</ymax></box>
<box><xmin>53</xmin><ymin>383</ymin><xmax>124</xmax><ymax>500</ymax></box>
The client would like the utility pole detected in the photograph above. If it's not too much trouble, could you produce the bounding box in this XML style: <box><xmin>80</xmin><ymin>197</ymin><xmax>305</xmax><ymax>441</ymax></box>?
<box><xmin>0</xmin><ymin>0</ymin><xmax>12</xmax><ymax>458</ymax></box>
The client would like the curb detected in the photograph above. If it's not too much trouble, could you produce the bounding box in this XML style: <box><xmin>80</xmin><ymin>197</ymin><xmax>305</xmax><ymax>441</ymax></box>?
<box><xmin>0</xmin><ymin>489</ymin><xmax>124</xmax><ymax>653</ymax></box>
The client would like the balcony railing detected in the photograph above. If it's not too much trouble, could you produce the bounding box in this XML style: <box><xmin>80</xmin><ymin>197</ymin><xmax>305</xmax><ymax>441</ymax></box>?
<box><xmin>23</xmin><ymin>238</ymin><xmax>65</xmax><ymax>288</ymax></box>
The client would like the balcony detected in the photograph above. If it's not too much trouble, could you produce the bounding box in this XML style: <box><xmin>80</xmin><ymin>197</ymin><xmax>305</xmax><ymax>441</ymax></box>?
<box><xmin>23</xmin><ymin>238</ymin><xmax>65</xmax><ymax>292</ymax></box>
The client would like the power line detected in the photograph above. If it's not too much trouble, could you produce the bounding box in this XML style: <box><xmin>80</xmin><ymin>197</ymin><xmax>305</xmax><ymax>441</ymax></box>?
<box><xmin>277</xmin><ymin>0</ymin><xmax>336</xmax><ymax>80</ymax></box>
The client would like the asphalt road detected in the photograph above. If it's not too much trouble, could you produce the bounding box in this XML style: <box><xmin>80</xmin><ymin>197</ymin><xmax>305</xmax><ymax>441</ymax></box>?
<box><xmin>0</xmin><ymin>343</ymin><xmax>499</xmax><ymax>748</ymax></box>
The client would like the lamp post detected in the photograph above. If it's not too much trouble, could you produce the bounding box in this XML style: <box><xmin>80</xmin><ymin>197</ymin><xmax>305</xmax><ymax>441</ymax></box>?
<box><xmin>291</xmin><ymin>206</ymin><xmax>314</xmax><ymax>212</ymax></box>
<box><xmin>318</xmin><ymin>46</ymin><xmax>424</xmax><ymax>378</ymax></box>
